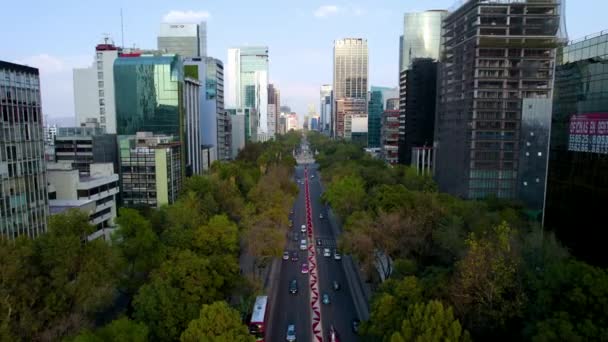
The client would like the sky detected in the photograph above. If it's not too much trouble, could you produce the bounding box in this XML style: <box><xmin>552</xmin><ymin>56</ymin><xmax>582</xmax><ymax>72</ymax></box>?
<box><xmin>1</xmin><ymin>0</ymin><xmax>607</xmax><ymax>124</ymax></box>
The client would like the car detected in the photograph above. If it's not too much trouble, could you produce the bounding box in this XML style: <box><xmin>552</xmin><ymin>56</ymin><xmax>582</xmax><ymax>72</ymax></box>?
<box><xmin>282</xmin><ymin>251</ymin><xmax>290</xmax><ymax>260</ymax></box>
<box><xmin>311</xmin><ymin>175</ymin><xmax>315</xmax><ymax>178</ymax></box>
<box><xmin>329</xmin><ymin>325</ymin><xmax>340</xmax><ymax>342</ymax></box>
<box><xmin>286</xmin><ymin>324</ymin><xmax>296</xmax><ymax>341</ymax></box>
<box><xmin>323</xmin><ymin>248</ymin><xmax>331</xmax><ymax>257</ymax></box>
<box><xmin>291</xmin><ymin>252</ymin><xmax>299</xmax><ymax>262</ymax></box>
<box><xmin>289</xmin><ymin>220</ymin><xmax>293</xmax><ymax>227</ymax></box>
<box><xmin>300</xmin><ymin>239</ymin><xmax>307</xmax><ymax>250</ymax></box>
<box><xmin>293</xmin><ymin>234</ymin><xmax>298</xmax><ymax>241</ymax></box>
<box><xmin>290</xmin><ymin>209</ymin><xmax>294</xmax><ymax>214</ymax></box>
<box><xmin>352</xmin><ymin>319</ymin><xmax>360</xmax><ymax>334</ymax></box>
<box><xmin>333</xmin><ymin>281</ymin><xmax>340</xmax><ymax>291</ymax></box>
<box><xmin>334</xmin><ymin>251</ymin><xmax>342</xmax><ymax>260</ymax></box>
<box><xmin>289</xmin><ymin>279</ymin><xmax>298</xmax><ymax>294</ymax></box>
<box><xmin>322</xmin><ymin>293</ymin><xmax>330</xmax><ymax>304</ymax></box>
<box><xmin>301</xmin><ymin>263</ymin><xmax>309</xmax><ymax>274</ymax></box>
<box><xmin>300</xmin><ymin>224</ymin><xmax>307</xmax><ymax>232</ymax></box>
<box><xmin>319</xmin><ymin>213</ymin><xmax>324</xmax><ymax>219</ymax></box>
<box><xmin>316</xmin><ymin>238</ymin><xmax>322</xmax><ymax>246</ymax></box>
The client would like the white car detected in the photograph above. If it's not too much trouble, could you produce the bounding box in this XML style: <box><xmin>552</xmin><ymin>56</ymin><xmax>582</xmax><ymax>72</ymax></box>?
<box><xmin>283</xmin><ymin>251</ymin><xmax>290</xmax><ymax>260</ymax></box>
<box><xmin>301</xmin><ymin>224</ymin><xmax>307</xmax><ymax>233</ymax></box>
<box><xmin>286</xmin><ymin>324</ymin><xmax>296</xmax><ymax>341</ymax></box>
<box><xmin>334</xmin><ymin>251</ymin><xmax>342</xmax><ymax>260</ymax></box>
<box><xmin>323</xmin><ymin>248</ymin><xmax>331</xmax><ymax>257</ymax></box>
<box><xmin>300</xmin><ymin>240</ymin><xmax>307</xmax><ymax>250</ymax></box>
<box><xmin>319</xmin><ymin>213</ymin><xmax>324</xmax><ymax>219</ymax></box>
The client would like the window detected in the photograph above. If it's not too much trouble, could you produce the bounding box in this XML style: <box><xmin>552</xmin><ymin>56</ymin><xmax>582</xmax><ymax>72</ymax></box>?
<box><xmin>97</xmin><ymin>61</ymin><xmax>103</xmax><ymax>70</ymax></box>
<box><xmin>98</xmin><ymin>80</ymin><xmax>104</xmax><ymax>88</ymax></box>
<box><xmin>99</xmin><ymin>98</ymin><xmax>105</xmax><ymax>106</ymax></box>
<box><xmin>97</xmin><ymin>72</ymin><xmax>103</xmax><ymax>80</ymax></box>
<box><xmin>99</xmin><ymin>89</ymin><xmax>104</xmax><ymax>97</ymax></box>
<box><xmin>100</xmin><ymin>107</ymin><xmax>105</xmax><ymax>115</ymax></box>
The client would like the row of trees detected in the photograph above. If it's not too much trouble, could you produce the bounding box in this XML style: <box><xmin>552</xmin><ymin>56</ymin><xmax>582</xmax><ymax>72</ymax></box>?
<box><xmin>0</xmin><ymin>132</ymin><xmax>301</xmax><ymax>341</ymax></box>
<box><xmin>308</xmin><ymin>131</ymin><xmax>608</xmax><ymax>341</ymax></box>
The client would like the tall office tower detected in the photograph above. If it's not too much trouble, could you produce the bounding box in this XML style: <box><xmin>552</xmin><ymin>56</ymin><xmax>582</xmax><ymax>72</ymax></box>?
<box><xmin>333</xmin><ymin>38</ymin><xmax>368</xmax><ymax>138</ymax></box>
<box><xmin>268</xmin><ymin>84</ymin><xmax>280</xmax><ymax>136</ymax></box>
<box><xmin>398</xmin><ymin>10</ymin><xmax>446</xmax><ymax>165</ymax></box>
<box><xmin>0</xmin><ymin>61</ymin><xmax>48</xmax><ymax>238</ymax></box>
<box><xmin>73</xmin><ymin>40</ymin><xmax>119</xmax><ymax>133</ymax></box>
<box><xmin>119</xmin><ymin>133</ymin><xmax>182</xmax><ymax>208</ymax></box>
<box><xmin>369</xmin><ymin>86</ymin><xmax>398</xmax><ymax>148</ymax></box>
<box><xmin>434</xmin><ymin>0</ymin><xmax>561</xmax><ymax>200</ymax></box>
<box><xmin>545</xmin><ymin>31</ymin><xmax>608</xmax><ymax>266</ymax></box>
<box><xmin>158</xmin><ymin>22</ymin><xmax>207</xmax><ymax>57</ymax></box>
<box><xmin>226</xmin><ymin>47</ymin><xmax>270</xmax><ymax>140</ymax></box>
<box><xmin>399</xmin><ymin>59</ymin><xmax>438</xmax><ymax>165</ymax></box>
<box><xmin>320</xmin><ymin>85</ymin><xmax>332</xmax><ymax>133</ymax></box>
<box><xmin>401</xmin><ymin>10</ymin><xmax>447</xmax><ymax>71</ymax></box>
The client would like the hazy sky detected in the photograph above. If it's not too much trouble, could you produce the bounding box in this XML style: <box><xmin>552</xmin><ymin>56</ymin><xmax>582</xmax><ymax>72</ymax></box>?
<box><xmin>1</xmin><ymin>0</ymin><xmax>606</xmax><ymax>123</ymax></box>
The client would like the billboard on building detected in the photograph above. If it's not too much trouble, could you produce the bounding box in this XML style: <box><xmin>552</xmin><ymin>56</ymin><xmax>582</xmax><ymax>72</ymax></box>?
<box><xmin>568</xmin><ymin>113</ymin><xmax>608</xmax><ymax>155</ymax></box>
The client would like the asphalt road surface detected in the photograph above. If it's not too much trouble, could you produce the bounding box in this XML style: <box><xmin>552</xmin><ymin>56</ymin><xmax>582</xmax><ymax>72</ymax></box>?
<box><xmin>268</xmin><ymin>162</ymin><xmax>359</xmax><ymax>342</ymax></box>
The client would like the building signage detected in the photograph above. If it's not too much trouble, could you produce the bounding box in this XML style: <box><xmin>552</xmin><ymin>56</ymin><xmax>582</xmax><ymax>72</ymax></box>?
<box><xmin>568</xmin><ymin>113</ymin><xmax>608</xmax><ymax>154</ymax></box>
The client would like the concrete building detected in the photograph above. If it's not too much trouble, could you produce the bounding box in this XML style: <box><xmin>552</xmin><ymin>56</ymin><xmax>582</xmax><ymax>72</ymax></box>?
<box><xmin>47</xmin><ymin>162</ymin><xmax>119</xmax><ymax>232</ymax></box>
<box><xmin>545</xmin><ymin>30</ymin><xmax>608</xmax><ymax>265</ymax></box>
<box><xmin>278</xmin><ymin>114</ymin><xmax>287</xmax><ymax>135</ymax></box>
<box><xmin>400</xmin><ymin>10</ymin><xmax>447</xmax><ymax>71</ymax></box>
<box><xmin>119</xmin><ymin>133</ymin><xmax>182</xmax><ymax>208</ymax></box>
<box><xmin>400</xmin><ymin>59</ymin><xmax>438</xmax><ymax>165</ymax></box>
<box><xmin>286</xmin><ymin>113</ymin><xmax>299</xmax><ymax>132</ymax></box>
<box><xmin>345</xmin><ymin>114</ymin><xmax>368</xmax><ymax>145</ymax></box>
<box><xmin>0</xmin><ymin>61</ymin><xmax>48</xmax><ymax>238</ymax></box>
<box><xmin>54</xmin><ymin>120</ymin><xmax>117</xmax><ymax>176</ymax></box>
<box><xmin>268</xmin><ymin>84</ymin><xmax>280</xmax><ymax>136</ymax></box>
<box><xmin>381</xmin><ymin>109</ymin><xmax>400</xmax><ymax>164</ymax></box>
<box><xmin>158</xmin><ymin>22</ymin><xmax>207</xmax><ymax>57</ymax></box>
<box><xmin>73</xmin><ymin>40</ymin><xmax>119</xmax><ymax>133</ymax></box>
<box><xmin>226</xmin><ymin>47</ymin><xmax>270</xmax><ymax>139</ymax></box>
<box><xmin>333</xmin><ymin>38</ymin><xmax>368</xmax><ymax>138</ymax></box>
<box><xmin>434</xmin><ymin>0</ymin><xmax>562</xmax><ymax>200</ymax></box>
<box><xmin>320</xmin><ymin>85</ymin><xmax>332</xmax><ymax>133</ymax></box>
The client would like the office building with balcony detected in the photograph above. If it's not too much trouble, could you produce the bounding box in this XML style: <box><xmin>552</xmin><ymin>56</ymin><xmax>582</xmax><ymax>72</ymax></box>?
<box><xmin>545</xmin><ymin>30</ymin><xmax>608</xmax><ymax>266</ymax></box>
<box><xmin>434</xmin><ymin>0</ymin><xmax>562</xmax><ymax>200</ymax></box>
<box><xmin>381</xmin><ymin>109</ymin><xmax>400</xmax><ymax>164</ymax></box>
<box><xmin>47</xmin><ymin>162</ymin><xmax>119</xmax><ymax>236</ymax></box>
<box><xmin>119</xmin><ymin>133</ymin><xmax>182</xmax><ymax>208</ymax></box>
<box><xmin>73</xmin><ymin>40</ymin><xmax>120</xmax><ymax>133</ymax></box>
<box><xmin>0</xmin><ymin>61</ymin><xmax>48</xmax><ymax>238</ymax></box>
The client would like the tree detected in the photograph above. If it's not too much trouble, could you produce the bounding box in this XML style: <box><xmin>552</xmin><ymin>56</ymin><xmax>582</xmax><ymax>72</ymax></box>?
<box><xmin>192</xmin><ymin>215</ymin><xmax>240</xmax><ymax>256</ymax></box>
<box><xmin>71</xmin><ymin>317</ymin><xmax>149</xmax><ymax>342</ymax></box>
<box><xmin>450</xmin><ymin>221</ymin><xmax>525</xmax><ymax>336</ymax></box>
<box><xmin>113</xmin><ymin>208</ymin><xmax>164</xmax><ymax>294</ymax></box>
<box><xmin>323</xmin><ymin>175</ymin><xmax>366</xmax><ymax>218</ymax></box>
<box><xmin>180</xmin><ymin>301</ymin><xmax>254</xmax><ymax>342</ymax></box>
<box><xmin>389</xmin><ymin>300</ymin><xmax>470</xmax><ymax>342</ymax></box>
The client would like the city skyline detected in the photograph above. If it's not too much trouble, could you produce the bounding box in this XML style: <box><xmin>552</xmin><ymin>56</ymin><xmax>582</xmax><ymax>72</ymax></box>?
<box><xmin>2</xmin><ymin>0</ymin><xmax>605</xmax><ymax>124</ymax></box>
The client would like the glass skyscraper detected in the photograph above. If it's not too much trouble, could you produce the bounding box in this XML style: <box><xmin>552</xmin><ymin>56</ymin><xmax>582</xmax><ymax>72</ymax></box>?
<box><xmin>0</xmin><ymin>61</ymin><xmax>48</xmax><ymax>238</ymax></box>
<box><xmin>545</xmin><ymin>31</ymin><xmax>608</xmax><ymax>266</ymax></box>
<box><xmin>226</xmin><ymin>47</ymin><xmax>269</xmax><ymax>140</ymax></box>
<box><xmin>368</xmin><ymin>86</ymin><xmax>398</xmax><ymax>148</ymax></box>
<box><xmin>401</xmin><ymin>10</ymin><xmax>447</xmax><ymax>71</ymax></box>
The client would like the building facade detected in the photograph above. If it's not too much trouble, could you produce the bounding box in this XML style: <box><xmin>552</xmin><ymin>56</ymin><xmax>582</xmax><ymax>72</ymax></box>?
<box><xmin>119</xmin><ymin>133</ymin><xmax>182</xmax><ymax>208</ymax></box>
<box><xmin>333</xmin><ymin>38</ymin><xmax>368</xmax><ymax>138</ymax></box>
<box><xmin>226</xmin><ymin>47</ymin><xmax>270</xmax><ymax>139</ymax></box>
<box><xmin>400</xmin><ymin>59</ymin><xmax>438</xmax><ymax>165</ymax></box>
<box><xmin>369</xmin><ymin>86</ymin><xmax>399</xmax><ymax>148</ymax></box>
<box><xmin>434</xmin><ymin>0</ymin><xmax>562</xmax><ymax>200</ymax></box>
<box><xmin>73</xmin><ymin>41</ymin><xmax>119</xmax><ymax>133</ymax></box>
<box><xmin>0</xmin><ymin>61</ymin><xmax>48</xmax><ymax>238</ymax></box>
<box><xmin>229</xmin><ymin>109</ymin><xmax>246</xmax><ymax>159</ymax></box>
<box><xmin>47</xmin><ymin>162</ymin><xmax>119</xmax><ymax>231</ymax></box>
<box><xmin>545</xmin><ymin>31</ymin><xmax>608</xmax><ymax>265</ymax></box>
<box><xmin>184</xmin><ymin>77</ymin><xmax>202</xmax><ymax>174</ymax></box>
<box><xmin>157</xmin><ymin>22</ymin><xmax>207</xmax><ymax>57</ymax></box>
<box><xmin>268</xmin><ymin>84</ymin><xmax>280</xmax><ymax>136</ymax></box>
<box><xmin>320</xmin><ymin>85</ymin><xmax>332</xmax><ymax>133</ymax></box>
<box><xmin>401</xmin><ymin>10</ymin><xmax>447</xmax><ymax>71</ymax></box>
<box><xmin>381</xmin><ymin>109</ymin><xmax>400</xmax><ymax>164</ymax></box>
<box><xmin>54</xmin><ymin>121</ymin><xmax>117</xmax><ymax>175</ymax></box>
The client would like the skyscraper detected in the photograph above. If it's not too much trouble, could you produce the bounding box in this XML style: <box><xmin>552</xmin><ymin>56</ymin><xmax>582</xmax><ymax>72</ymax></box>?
<box><xmin>0</xmin><ymin>61</ymin><xmax>48</xmax><ymax>238</ymax></box>
<box><xmin>333</xmin><ymin>38</ymin><xmax>368</xmax><ymax>138</ymax></box>
<box><xmin>433</xmin><ymin>0</ymin><xmax>561</xmax><ymax>200</ymax></box>
<box><xmin>401</xmin><ymin>10</ymin><xmax>447</xmax><ymax>72</ymax></box>
<box><xmin>73</xmin><ymin>40</ymin><xmax>119</xmax><ymax>133</ymax></box>
<box><xmin>368</xmin><ymin>86</ymin><xmax>398</xmax><ymax>148</ymax></box>
<box><xmin>320</xmin><ymin>85</ymin><xmax>332</xmax><ymax>133</ymax></box>
<box><xmin>226</xmin><ymin>47</ymin><xmax>270</xmax><ymax>140</ymax></box>
<box><xmin>158</xmin><ymin>22</ymin><xmax>207</xmax><ymax>57</ymax></box>
<box><xmin>268</xmin><ymin>84</ymin><xmax>280</xmax><ymax>136</ymax></box>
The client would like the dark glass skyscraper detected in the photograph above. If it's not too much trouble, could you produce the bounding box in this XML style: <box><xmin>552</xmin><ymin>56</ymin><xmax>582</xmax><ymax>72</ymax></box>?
<box><xmin>545</xmin><ymin>31</ymin><xmax>608</xmax><ymax>266</ymax></box>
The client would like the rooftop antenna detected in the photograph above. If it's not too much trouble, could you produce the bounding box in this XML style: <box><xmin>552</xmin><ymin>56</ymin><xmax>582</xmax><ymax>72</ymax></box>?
<box><xmin>120</xmin><ymin>8</ymin><xmax>125</xmax><ymax>48</ymax></box>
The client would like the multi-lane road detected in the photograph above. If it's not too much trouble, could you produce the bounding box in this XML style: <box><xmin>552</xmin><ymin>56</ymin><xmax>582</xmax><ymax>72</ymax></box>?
<box><xmin>268</xmin><ymin>147</ymin><xmax>359</xmax><ymax>341</ymax></box>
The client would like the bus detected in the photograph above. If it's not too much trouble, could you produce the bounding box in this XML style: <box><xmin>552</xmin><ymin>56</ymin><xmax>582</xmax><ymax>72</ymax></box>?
<box><xmin>249</xmin><ymin>295</ymin><xmax>268</xmax><ymax>341</ymax></box>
